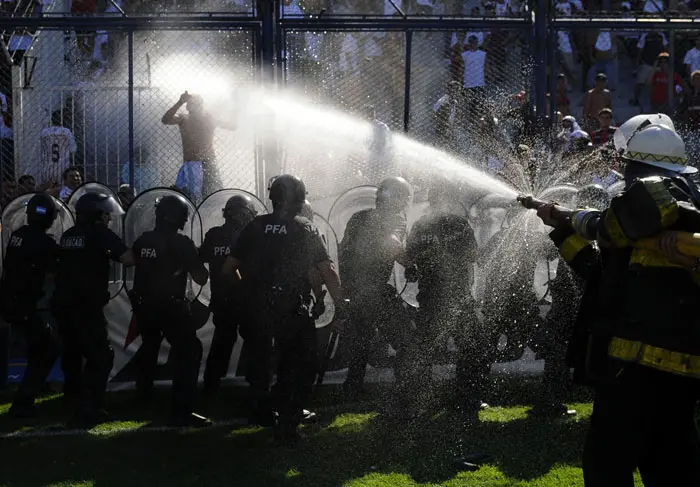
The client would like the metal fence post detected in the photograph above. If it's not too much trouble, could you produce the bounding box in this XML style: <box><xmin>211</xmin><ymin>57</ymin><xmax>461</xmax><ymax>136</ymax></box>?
<box><xmin>668</xmin><ymin>30</ymin><xmax>675</xmax><ymax>113</ymax></box>
<box><xmin>535</xmin><ymin>0</ymin><xmax>548</xmax><ymax>121</ymax></box>
<box><xmin>127</xmin><ymin>28</ymin><xmax>135</xmax><ymax>192</ymax></box>
<box><xmin>404</xmin><ymin>30</ymin><xmax>413</xmax><ymax>134</ymax></box>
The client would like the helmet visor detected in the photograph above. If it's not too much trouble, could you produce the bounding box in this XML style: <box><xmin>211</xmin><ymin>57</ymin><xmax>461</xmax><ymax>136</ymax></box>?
<box><xmin>96</xmin><ymin>195</ymin><xmax>125</xmax><ymax>216</ymax></box>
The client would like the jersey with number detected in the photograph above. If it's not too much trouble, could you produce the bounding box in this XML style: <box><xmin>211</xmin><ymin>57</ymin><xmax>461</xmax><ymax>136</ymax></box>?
<box><xmin>40</xmin><ymin>126</ymin><xmax>77</xmax><ymax>185</ymax></box>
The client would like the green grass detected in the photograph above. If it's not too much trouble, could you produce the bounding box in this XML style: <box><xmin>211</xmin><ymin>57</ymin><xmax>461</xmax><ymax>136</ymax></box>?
<box><xmin>0</xmin><ymin>379</ymin><xmax>643</xmax><ymax>487</ymax></box>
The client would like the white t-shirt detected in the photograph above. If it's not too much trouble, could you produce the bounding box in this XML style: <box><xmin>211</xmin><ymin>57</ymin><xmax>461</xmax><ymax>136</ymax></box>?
<box><xmin>461</xmin><ymin>50</ymin><xmax>487</xmax><ymax>89</ymax></box>
<box><xmin>558</xmin><ymin>31</ymin><xmax>573</xmax><ymax>54</ymax></box>
<box><xmin>595</xmin><ymin>32</ymin><xmax>612</xmax><ymax>51</ymax></box>
<box><xmin>339</xmin><ymin>34</ymin><xmax>359</xmax><ymax>74</ymax></box>
<box><xmin>643</xmin><ymin>0</ymin><xmax>663</xmax><ymax>12</ymax></box>
<box><xmin>40</xmin><ymin>126</ymin><xmax>77</xmax><ymax>185</ymax></box>
<box><xmin>684</xmin><ymin>48</ymin><xmax>700</xmax><ymax>75</ymax></box>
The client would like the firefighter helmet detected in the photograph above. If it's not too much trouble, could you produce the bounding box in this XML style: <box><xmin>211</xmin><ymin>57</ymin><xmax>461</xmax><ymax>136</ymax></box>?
<box><xmin>623</xmin><ymin>124</ymin><xmax>695</xmax><ymax>175</ymax></box>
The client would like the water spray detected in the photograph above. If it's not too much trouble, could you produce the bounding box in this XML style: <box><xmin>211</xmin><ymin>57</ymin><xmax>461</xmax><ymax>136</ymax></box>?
<box><xmin>516</xmin><ymin>194</ymin><xmax>700</xmax><ymax>258</ymax></box>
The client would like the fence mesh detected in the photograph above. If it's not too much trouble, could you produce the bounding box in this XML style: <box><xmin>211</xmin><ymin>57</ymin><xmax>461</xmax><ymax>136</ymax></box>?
<box><xmin>408</xmin><ymin>29</ymin><xmax>530</xmax><ymax>163</ymax></box>
<box><xmin>1</xmin><ymin>25</ymin><xmax>259</xmax><ymax>207</ymax></box>
<box><xmin>281</xmin><ymin>29</ymin><xmax>406</xmax><ymax>200</ymax></box>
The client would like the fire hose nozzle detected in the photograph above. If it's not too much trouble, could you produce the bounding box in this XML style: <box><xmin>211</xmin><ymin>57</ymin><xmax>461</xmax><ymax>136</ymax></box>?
<box><xmin>516</xmin><ymin>194</ymin><xmax>546</xmax><ymax>210</ymax></box>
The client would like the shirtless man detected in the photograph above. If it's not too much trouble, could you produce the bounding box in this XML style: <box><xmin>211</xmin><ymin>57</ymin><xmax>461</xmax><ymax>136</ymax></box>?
<box><xmin>583</xmin><ymin>73</ymin><xmax>612</xmax><ymax>133</ymax></box>
<box><xmin>161</xmin><ymin>92</ymin><xmax>236</xmax><ymax>202</ymax></box>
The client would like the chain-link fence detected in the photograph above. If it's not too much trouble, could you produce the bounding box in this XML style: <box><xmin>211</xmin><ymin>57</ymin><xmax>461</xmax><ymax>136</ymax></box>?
<box><xmin>280</xmin><ymin>25</ymin><xmax>531</xmax><ymax>200</ymax></box>
<box><xmin>1</xmin><ymin>22</ymin><xmax>260</xmax><ymax>206</ymax></box>
<box><xmin>2</xmin><ymin>4</ymin><xmax>699</xmax><ymax>208</ymax></box>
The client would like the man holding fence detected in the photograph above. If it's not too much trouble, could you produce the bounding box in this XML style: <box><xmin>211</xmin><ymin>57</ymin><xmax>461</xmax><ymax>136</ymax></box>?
<box><xmin>162</xmin><ymin>92</ymin><xmax>236</xmax><ymax>203</ymax></box>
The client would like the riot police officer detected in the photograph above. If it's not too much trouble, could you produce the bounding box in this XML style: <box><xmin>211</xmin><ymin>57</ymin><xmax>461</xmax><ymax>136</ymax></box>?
<box><xmin>222</xmin><ymin>174</ymin><xmax>347</xmax><ymax>442</ymax></box>
<box><xmin>52</xmin><ymin>192</ymin><xmax>133</xmax><ymax>424</ymax></box>
<box><xmin>200</xmin><ymin>195</ymin><xmax>257</xmax><ymax>393</ymax></box>
<box><xmin>522</xmin><ymin>115</ymin><xmax>700</xmax><ymax>485</ymax></box>
<box><xmin>0</xmin><ymin>193</ymin><xmax>60</xmax><ymax>417</ymax></box>
<box><xmin>131</xmin><ymin>195</ymin><xmax>210</xmax><ymax>427</ymax></box>
<box><xmin>404</xmin><ymin>181</ymin><xmax>484</xmax><ymax>416</ymax></box>
<box><xmin>339</xmin><ymin>176</ymin><xmax>411</xmax><ymax>398</ymax></box>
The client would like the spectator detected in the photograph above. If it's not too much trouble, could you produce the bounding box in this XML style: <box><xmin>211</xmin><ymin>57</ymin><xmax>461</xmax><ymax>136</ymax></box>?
<box><xmin>16</xmin><ymin>175</ymin><xmax>35</xmax><ymax>195</ymax></box>
<box><xmin>632</xmin><ymin>32</ymin><xmax>668</xmax><ymax>106</ymax></box>
<box><xmin>555</xmin><ymin>73</ymin><xmax>571</xmax><ymax>116</ymax></box>
<box><xmin>461</xmin><ymin>35</ymin><xmax>487</xmax><ymax>120</ymax></box>
<box><xmin>557</xmin><ymin>115</ymin><xmax>588</xmax><ymax>153</ymax></box>
<box><xmin>683</xmin><ymin>37</ymin><xmax>700</xmax><ymax>78</ymax></box>
<box><xmin>40</xmin><ymin>112</ymin><xmax>78</xmax><ymax>188</ymax></box>
<box><xmin>556</xmin><ymin>28</ymin><xmax>577</xmax><ymax>90</ymax></box>
<box><xmin>583</xmin><ymin>73</ymin><xmax>612</xmax><ymax>132</ymax></box>
<box><xmin>648</xmin><ymin>52</ymin><xmax>685</xmax><ymax>114</ymax></box>
<box><xmin>433</xmin><ymin>81</ymin><xmax>465</xmax><ymax>150</ymax></box>
<box><xmin>590</xmin><ymin>108</ymin><xmax>617</xmax><ymax>146</ymax></box>
<box><xmin>588</xmin><ymin>30</ymin><xmax>616</xmax><ymax>91</ymax></box>
<box><xmin>71</xmin><ymin>0</ymin><xmax>97</xmax><ymax>56</ymax></box>
<box><xmin>678</xmin><ymin>70</ymin><xmax>700</xmax><ymax>130</ymax></box>
<box><xmin>51</xmin><ymin>166</ymin><xmax>82</xmax><ymax>202</ymax></box>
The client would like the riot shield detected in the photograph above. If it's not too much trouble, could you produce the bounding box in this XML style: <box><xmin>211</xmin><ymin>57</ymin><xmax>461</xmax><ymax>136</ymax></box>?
<box><xmin>67</xmin><ymin>182</ymin><xmax>125</xmax><ymax>299</ymax></box>
<box><xmin>1</xmin><ymin>192</ymin><xmax>74</xmax><ymax>257</ymax></box>
<box><xmin>0</xmin><ymin>194</ymin><xmax>73</xmax><ymax>309</ymax></box>
<box><xmin>327</xmin><ymin>185</ymin><xmax>378</xmax><ymax>242</ymax></box>
<box><xmin>309</xmin><ymin>211</ymin><xmax>339</xmax><ymax>328</ymax></box>
<box><xmin>196</xmin><ymin>189</ymin><xmax>268</xmax><ymax>309</ymax></box>
<box><xmin>123</xmin><ymin>188</ymin><xmax>203</xmax><ymax>300</ymax></box>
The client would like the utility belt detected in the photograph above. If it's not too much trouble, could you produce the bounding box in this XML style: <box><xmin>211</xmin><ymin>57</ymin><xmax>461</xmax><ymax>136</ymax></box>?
<box><xmin>258</xmin><ymin>285</ymin><xmax>311</xmax><ymax>318</ymax></box>
<box><xmin>128</xmin><ymin>290</ymin><xmax>190</xmax><ymax>314</ymax></box>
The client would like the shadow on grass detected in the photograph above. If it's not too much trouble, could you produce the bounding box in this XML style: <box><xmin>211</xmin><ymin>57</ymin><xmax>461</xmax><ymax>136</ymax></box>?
<box><xmin>0</xmin><ymin>379</ymin><xmax>593</xmax><ymax>487</ymax></box>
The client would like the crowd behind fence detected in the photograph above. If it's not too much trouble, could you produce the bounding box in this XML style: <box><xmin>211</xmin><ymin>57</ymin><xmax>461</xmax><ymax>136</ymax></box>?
<box><xmin>0</xmin><ymin>2</ymin><xmax>698</xmax><ymax>208</ymax></box>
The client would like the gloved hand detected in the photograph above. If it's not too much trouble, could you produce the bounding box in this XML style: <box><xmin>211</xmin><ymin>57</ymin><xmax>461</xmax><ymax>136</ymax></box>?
<box><xmin>404</xmin><ymin>264</ymin><xmax>419</xmax><ymax>283</ymax></box>
<box><xmin>312</xmin><ymin>290</ymin><xmax>327</xmax><ymax>320</ymax></box>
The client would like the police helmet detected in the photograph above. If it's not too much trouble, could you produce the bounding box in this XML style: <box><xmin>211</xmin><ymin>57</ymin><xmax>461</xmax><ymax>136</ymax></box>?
<box><xmin>155</xmin><ymin>195</ymin><xmax>189</xmax><ymax>230</ymax></box>
<box><xmin>268</xmin><ymin>174</ymin><xmax>306</xmax><ymax>213</ymax></box>
<box><xmin>376</xmin><ymin>176</ymin><xmax>412</xmax><ymax>211</ymax></box>
<box><xmin>75</xmin><ymin>192</ymin><xmax>124</xmax><ymax>224</ymax></box>
<box><xmin>576</xmin><ymin>184</ymin><xmax>610</xmax><ymax>209</ymax></box>
<box><xmin>299</xmin><ymin>199</ymin><xmax>314</xmax><ymax>220</ymax></box>
<box><xmin>223</xmin><ymin>194</ymin><xmax>258</xmax><ymax>224</ymax></box>
<box><xmin>26</xmin><ymin>193</ymin><xmax>57</xmax><ymax>230</ymax></box>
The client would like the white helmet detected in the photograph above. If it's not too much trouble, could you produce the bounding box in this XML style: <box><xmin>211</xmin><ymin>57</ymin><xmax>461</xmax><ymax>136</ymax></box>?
<box><xmin>613</xmin><ymin>113</ymin><xmax>675</xmax><ymax>153</ymax></box>
<box><xmin>624</xmin><ymin>124</ymin><xmax>696</xmax><ymax>174</ymax></box>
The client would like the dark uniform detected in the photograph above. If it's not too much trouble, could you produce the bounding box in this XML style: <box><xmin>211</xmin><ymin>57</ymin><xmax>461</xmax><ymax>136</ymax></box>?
<box><xmin>233</xmin><ymin>175</ymin><xmax>330</xmax><ymax>439</ymax></box>
<box><xmin>130</xmin><ymin>195</ymin><xmax>210</xmax><ymax>427</ymax></box>
<box><xmin>51</xmin><ymin>193</ymin><xmax>127</xmax><ymax>421</ymax></box>
<box><xmin>534</xmin><ymin>184</ymin><xmax>610</xmax><ymax>415</ymax></box>
<box><xmin>200</xmin><ymin>195</ymin><xmax>257</xmax><ymax>392</ymax></box>
<box><xmin>405</xmin><ymin>206</ymin><xmax>485</xmax><ymax>413</ymax></box>
<box><xmin>0</xmin><ymin>194</ymin><xmax>59</xmax><ymax>417</ymax></box>
<box><xmin>549</xmin><ymin>174</ymin><xmax>700</xmax><ymax>485</ymax></box>
<box><xmin>340</xmin><ymin>178</ymin><xmax>411</xmax><ymax>396</ymax></box>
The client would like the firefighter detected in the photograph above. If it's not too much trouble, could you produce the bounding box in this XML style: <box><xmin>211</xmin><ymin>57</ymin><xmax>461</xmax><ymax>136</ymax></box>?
<box><xmin>521</xmin><ymin>114</ymin><xmax>700</xmax><ymax>485</ymax></box>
